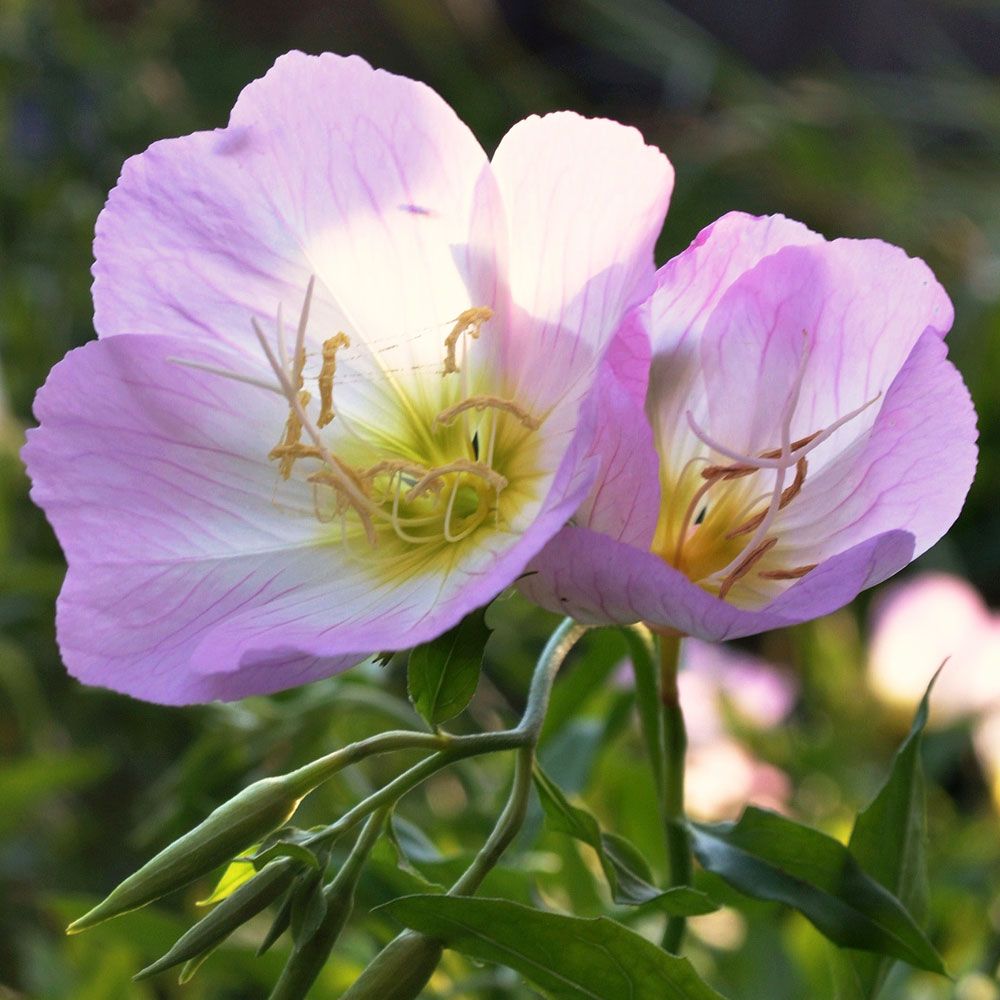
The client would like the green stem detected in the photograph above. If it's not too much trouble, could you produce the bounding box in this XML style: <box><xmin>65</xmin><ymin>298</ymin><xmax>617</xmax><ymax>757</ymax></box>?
<box><xmin>448</xmin><ymin>744</ymin><xmax>535</xmax><ymax>896</ymax></box>
<box><xmin>517</xmin><ymin>617</ymin><xmax>590</xmax><ymax>739</ymax></box>
<box><xmin>284</xmin><ymin>730</ymin><xmax>449</xmax><ymax>799</ymax></box>
<box><xmin>658</xmin><ymin>633</ymin><xmax>691</xmax><ymax>954</ymax></box>
<box><xmin>304</xmin><ymin>730</ymin><xmax>525</xmax><ymax>850</ymax></box>
<box><xmin>334</xmin><ymin>618</ymin><xmax>586</xmax><ymax>999</ymax></box>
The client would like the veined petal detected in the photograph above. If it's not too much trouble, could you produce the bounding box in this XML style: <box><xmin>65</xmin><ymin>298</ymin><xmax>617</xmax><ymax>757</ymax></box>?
<box><xmin>94</xmin><ymin>51</ymin><xmax>504</xmax><ymax>445</ymax></box>
<box><xmin>489</xmin><ymin>111</ymin><xmax>673</xmax><ymax>412</ymax></box>
<box><xmin>697</xmin><ymin>239</ymin><xmax>954</xmax><ymax>467</ymax></box>
<box><xmin>522</xmin><ymin>524</ymin><xmax>913</xmax><ymax>641</ymax></box>
<box><xmin>24</xmin><ymin>335</ymin><xmax>599</xmax><ymax>702</ymax></box>
<box><xmin>772</xmin><ymin>330</ymin><xmax>977</xmax><ymax>562</ymax></box>
<box><xmin>647</xmin><ymin>212</ymin><xmax>823</xmax><ymax>474</ymax></box>
<box><xmin>570</xmin><ymin>364</ymin><xmax>660</xmax><ymax>549</ymax></box>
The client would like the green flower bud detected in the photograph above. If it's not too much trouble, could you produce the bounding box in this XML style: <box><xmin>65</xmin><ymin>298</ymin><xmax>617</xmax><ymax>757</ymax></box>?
<box><xmin>267</xmin><ymin>880</ymin><xmax>357</xmax><ymax>1000</ymax></box>
<box><xmin>68</xmin><ymin>777</ymin><xmax>302</xmax><ymax>933</ymax></box>
<box><xmin>337</xmin><ymin>931</ymin><xmax>443</xmax><ymax>1000</ymax></box>
<box><xmin>134</xmin><ymin>857</ymin><xmax>299</xmax><ymax>980</ymax></box>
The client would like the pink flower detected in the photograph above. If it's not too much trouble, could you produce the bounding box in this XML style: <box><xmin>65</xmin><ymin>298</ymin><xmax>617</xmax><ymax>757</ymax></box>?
<box><xmin>525</xmin><ymin>212</ymin><xmax>978</xmax><ymax>640</ymax></box>
<box><xmin>868</xmin><ymin>572</ymin><xmax>1000</xmax><ymax>723</ymax></box>
<box><xmin>23</xmin><ymin>52</ymin><xmax>673</xmax><ymax>703</ymax></box>
<box><xmin>678</xmin><ymin>640</ymin><xmax>796</xmax><ymax>820</ymax></box>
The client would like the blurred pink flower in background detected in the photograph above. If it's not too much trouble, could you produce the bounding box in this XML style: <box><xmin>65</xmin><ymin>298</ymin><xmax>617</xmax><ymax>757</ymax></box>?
<box><xmin>675</xmin><ymin>639</ymin><xmax>796</xmax><ymax>820</ymax></box>
<box><xmin>868</xmin><ymin>572</ymin><xmax>1000</xmax><ymax>805</ymax></box>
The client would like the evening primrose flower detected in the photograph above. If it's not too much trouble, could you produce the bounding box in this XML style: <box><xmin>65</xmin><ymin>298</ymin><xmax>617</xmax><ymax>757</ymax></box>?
<box><xmin>525</xmin><ymin>212</ymin><xmax>978</xmax><ymax>639</ymax></box>
<box><xmin>23</xmin><ymin>51</ymin><xmax>673</xmax><ymax>703</ymax></box>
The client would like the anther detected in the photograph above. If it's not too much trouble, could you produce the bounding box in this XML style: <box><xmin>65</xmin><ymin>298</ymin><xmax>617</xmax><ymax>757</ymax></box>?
<box><xmin>443</xmin><ymin>307</ymin><xmax>492</xmax><ymax>375</ymax></box>
<box><xmin>725</xmin><ymin>458</ymin><xmax>808</xmax><ymax>539</ymax></box>
<box><xmin>270</xmin><ymin>390</ymin><xmax>312</xmax><ymax>479</ymax></box>
<box><xmin>759</xmin><ymin>563</ymin><xmax>818</xmax><ymax>581</ymax></box>
<box><xmin>718</xmin><ymin>536</ymin><xmax>778</xmax><ymax>600</ymax></box>
<box><xmin>434</xmin><ymin>395</ymin><xmax>540</xmax><ymax>431</ymax></box>
<box><xmin>317</xmin><ymin>332</ymin><xmax>350</xmax><ymax>428</ymax></box>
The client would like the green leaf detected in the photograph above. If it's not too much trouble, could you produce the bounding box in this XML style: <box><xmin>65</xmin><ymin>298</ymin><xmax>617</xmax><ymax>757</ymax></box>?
<box><xmin>838</xmin><ymin>669</ymin><xmax>938</xmax><ymax>997</ymax></box>
<box><xmin>689</xmin><ymin>807</ymin><xmax>946</xmax><ymax>975</ymax></box>
<box><xmin>197</xmin><ymin>849</ymin><xmax>260</xmax><ymax>906</ymax></box>
<box><xmin>407</xmin><ymin>607</ymin><xmax>491</xmax><ymax>726</ymax></box>
<box><xmin>533</xmin><ymin>765</ymin><xmax>716</xmax><ymax>916</ymax></box>
<box><xmin>384</xmin><ymin>895</ymin><xmax>728</xmax><ymax>999</ymax></box>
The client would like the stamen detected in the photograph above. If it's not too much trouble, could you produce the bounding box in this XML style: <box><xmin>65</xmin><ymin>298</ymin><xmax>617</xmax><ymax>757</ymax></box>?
<box><xmin>167</xmin><ymin>357</ymin><xmax>283</xmax><ymax>395</ymax></box>
<box><xmin>434</xmin><ymin>395</ymin><xmax>540</xmax><ymax>431</ymax></box>
<box><xmin>317</xmin><ymin>332</ymin><xmax>350</xmax><ymax>428</ymax></box>
<box><xmin>759</xmin><ymin>563</ymin><xmax>817</xmax><ymax>581</ymax></box>
<box><xmin>725</xmin><ymin>458</ymin><xmax>808</xmax><ymax>539</ymax></box>
<box><xmin>704</xmin><ymin>335</ymin><xmax>810</xmax><ymax>587</ymax></box>
<box><xmin>718</xmin><ymin>536</ymin><xmax>778</xmax><ymax>600</ymax></box>
<box><xmin>443</xmin><ymin>307</ymin><xmax>492</xmax><ymax>375</ymax></box>
<box><xmin>253</xmin><ymin>317</ymin><xmax>377</xmax><ymax>544</ymax></box>
<box><xmin>270</xmin><ymin>390</ymin><xmax>311</xmax><ymax>479</ymax></box>
<box><xmin>673</xmin><ymin>477</ymin><xmax>716</xmax><ymax>569</ymax></box>
<box><xmin>404</xmin><ymin>460</ymin><xmax>507</xmax><ymax>503</ymax></box>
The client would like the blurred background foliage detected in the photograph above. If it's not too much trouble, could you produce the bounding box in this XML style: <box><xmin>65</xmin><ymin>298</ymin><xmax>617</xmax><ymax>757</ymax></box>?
<box><xmin>1</xmin><ymin>0</ymin><xmax>999</xmax><ymax>997</ymax></box>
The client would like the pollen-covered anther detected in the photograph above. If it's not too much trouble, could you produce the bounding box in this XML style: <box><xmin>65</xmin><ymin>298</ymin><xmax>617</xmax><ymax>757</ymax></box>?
<box><xmin>317</xmin><ymin>331</ymin><xmax>350</xmax><ymax>428</ymax></box>
<box><xmin>404</xmin><ymin>459</ymin><xmax>507</xmax><ymax>503</ymax></box>
<box><xmin>270</xmin><ymin>390</ymin><xmax>312</xmax><ymax>479</ymax></box>
<box><xmin>759</xmin><ymin>563</ymin><xmax>818</xmax><ymax>581</ymax></box>
<box><xmin>726</xmin><ymin>457</ymin><xmax>808</xmax><ymax>539</ymax></box>
<box><xmin>718</xmin><ymin>536</ymin><xmax>778</xmax><ymax>600</ymax></box>
<box><xmin>442</xmin><ymin>306</ymin><xmax>493</xmax><ymax>375</ymax></box>
<box><xmin>434</xmin><ymin>395</ymin><xmax>540</xmax><ymax>431</ymax></box>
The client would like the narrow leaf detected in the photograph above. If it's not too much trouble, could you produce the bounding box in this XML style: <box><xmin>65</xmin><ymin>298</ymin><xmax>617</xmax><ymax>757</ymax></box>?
<box><xmin>385</xmin><ymin>895</ymin><xmax>727</xmax><ymax>999</ymax></box>
<box><xmin>197</xmin><ymin>850</ymin><xmax>260</xmax><ymax>906</ymax></box>
<box><xmin>408</xmin><ymin>608</ymin><xmax>490</xmax><ymax>726</ymax></box>
<box><xmin>533</xmin><ymin>766</ymin><xmax>716</xmax><ymax>915</ymax></box>
<box><xmin>840</xmin><ymin>669</ymin><xmax>939</xmax><ymax>997</ymax></box>
<box><xmin>689</xmin><ymin>807</ymin><xmax>945</xmax><ymax>975</ymax></box>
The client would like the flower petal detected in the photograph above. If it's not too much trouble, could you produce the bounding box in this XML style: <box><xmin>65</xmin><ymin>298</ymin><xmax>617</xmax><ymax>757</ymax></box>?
<box><xmin>570</xmin><ymin>364</ymin><xmax>660</xmax><ymax>549</ymax></box>
<box><xmin>647</xmin><ymin>212</ymin><xmax>823</xmax><ymax>473</ymax></box>
<box><xmin>696</xmin><ymin>239</ymin><xmax>954</xmax><ymax>467</ymax></box>
<box><xmin>94</xmin><ymin>51</ymin><xmax>504</xmax><ymax>435</ymax></box>
<box><xmin>522</xmin><ymin>524</ymin><xmax>914</xmax><ymax>641</ymax></box>
<box><xmin>24</xmin><ymin>334</ymin><xmax>598</xmax><ymax>702</ymax></box>
<box><xmin>488</xmin><ymin>112</ymin><xmax>673</xmax><ymax>411</ymax></box>
<box><xmin>773</xmin><ymin>329</ymin><xmax>977</xmax><ymax>562</ymax></box>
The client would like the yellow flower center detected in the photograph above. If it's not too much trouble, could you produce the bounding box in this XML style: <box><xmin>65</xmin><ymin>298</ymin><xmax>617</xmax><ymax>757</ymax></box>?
<box><xmin>250</xmin><ymin>283</ymin><xmax>542</xmax><ymax>556</ymax></box>
<box><xmin>651</xmin><ymin>335</ymin><xmax>880</xmax><ymax>604</ymax></box>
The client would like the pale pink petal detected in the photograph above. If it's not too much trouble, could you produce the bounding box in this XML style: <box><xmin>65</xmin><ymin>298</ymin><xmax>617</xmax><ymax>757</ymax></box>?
<box><xmin>682</xmin><ymin>639</ymin><xmax>797</xmax><ymax>728</ymax></box>
<box><xmin>647</xmin><ymin>212</ymin><xmax>823</xmax><ymax>474</ymax></box>
<box><xmin>94</xmin><ymin>51</ymin><xmax>504</xmax><ymax>434</ymax></box>
<box><xmin>570</xmin><ymin>365</ymin><xmax>660</xmax><ymax>549</ymax></box>
<box><xmin>489</xmin><ymin>112</ymin><xmax>673</xmax><ymax>412</ymax></box>
<box><xmin>522</xmin><ymin>524</ymin><xmax>913</xmax><ymax>641</ymax></box>
<box><xmin>773</xmin><ymin>330</ymin><xmax>977</xmax><ymax>562</ymax></box>
<box><xmin>696</xmin><ymin>240</ymin><xmax>954</xmax><ymax>467</ymax></box>
<box><xmin>24</xmin><ymin>335</ymin><xmax>596</xmax><ymax>703</ymax></box>
<box><xmin>868</xmin><ymin>573</ymin><xmax>1000</xmax><ymax>722</ymax></box>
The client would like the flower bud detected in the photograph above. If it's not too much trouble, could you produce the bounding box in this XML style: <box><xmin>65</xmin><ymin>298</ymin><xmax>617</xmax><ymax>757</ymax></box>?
<box><xmin>68</xmin><ymin>777</ymin><xmax>302</xmax><ymax>933</ymax></box>
<box><xmin>337</xmin><ymin>931</ymin><xmax>443</xmax><ymax>1000</ymax></box>
<box><xmin>134</xmin><ymin>857</ymin><xmax>299</xmax><ymax>980</ymax></box>
<box><xmin>267</xmin><ymin>879</ymin><xmax>357</xmax><ymax>1000</ymax></box>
